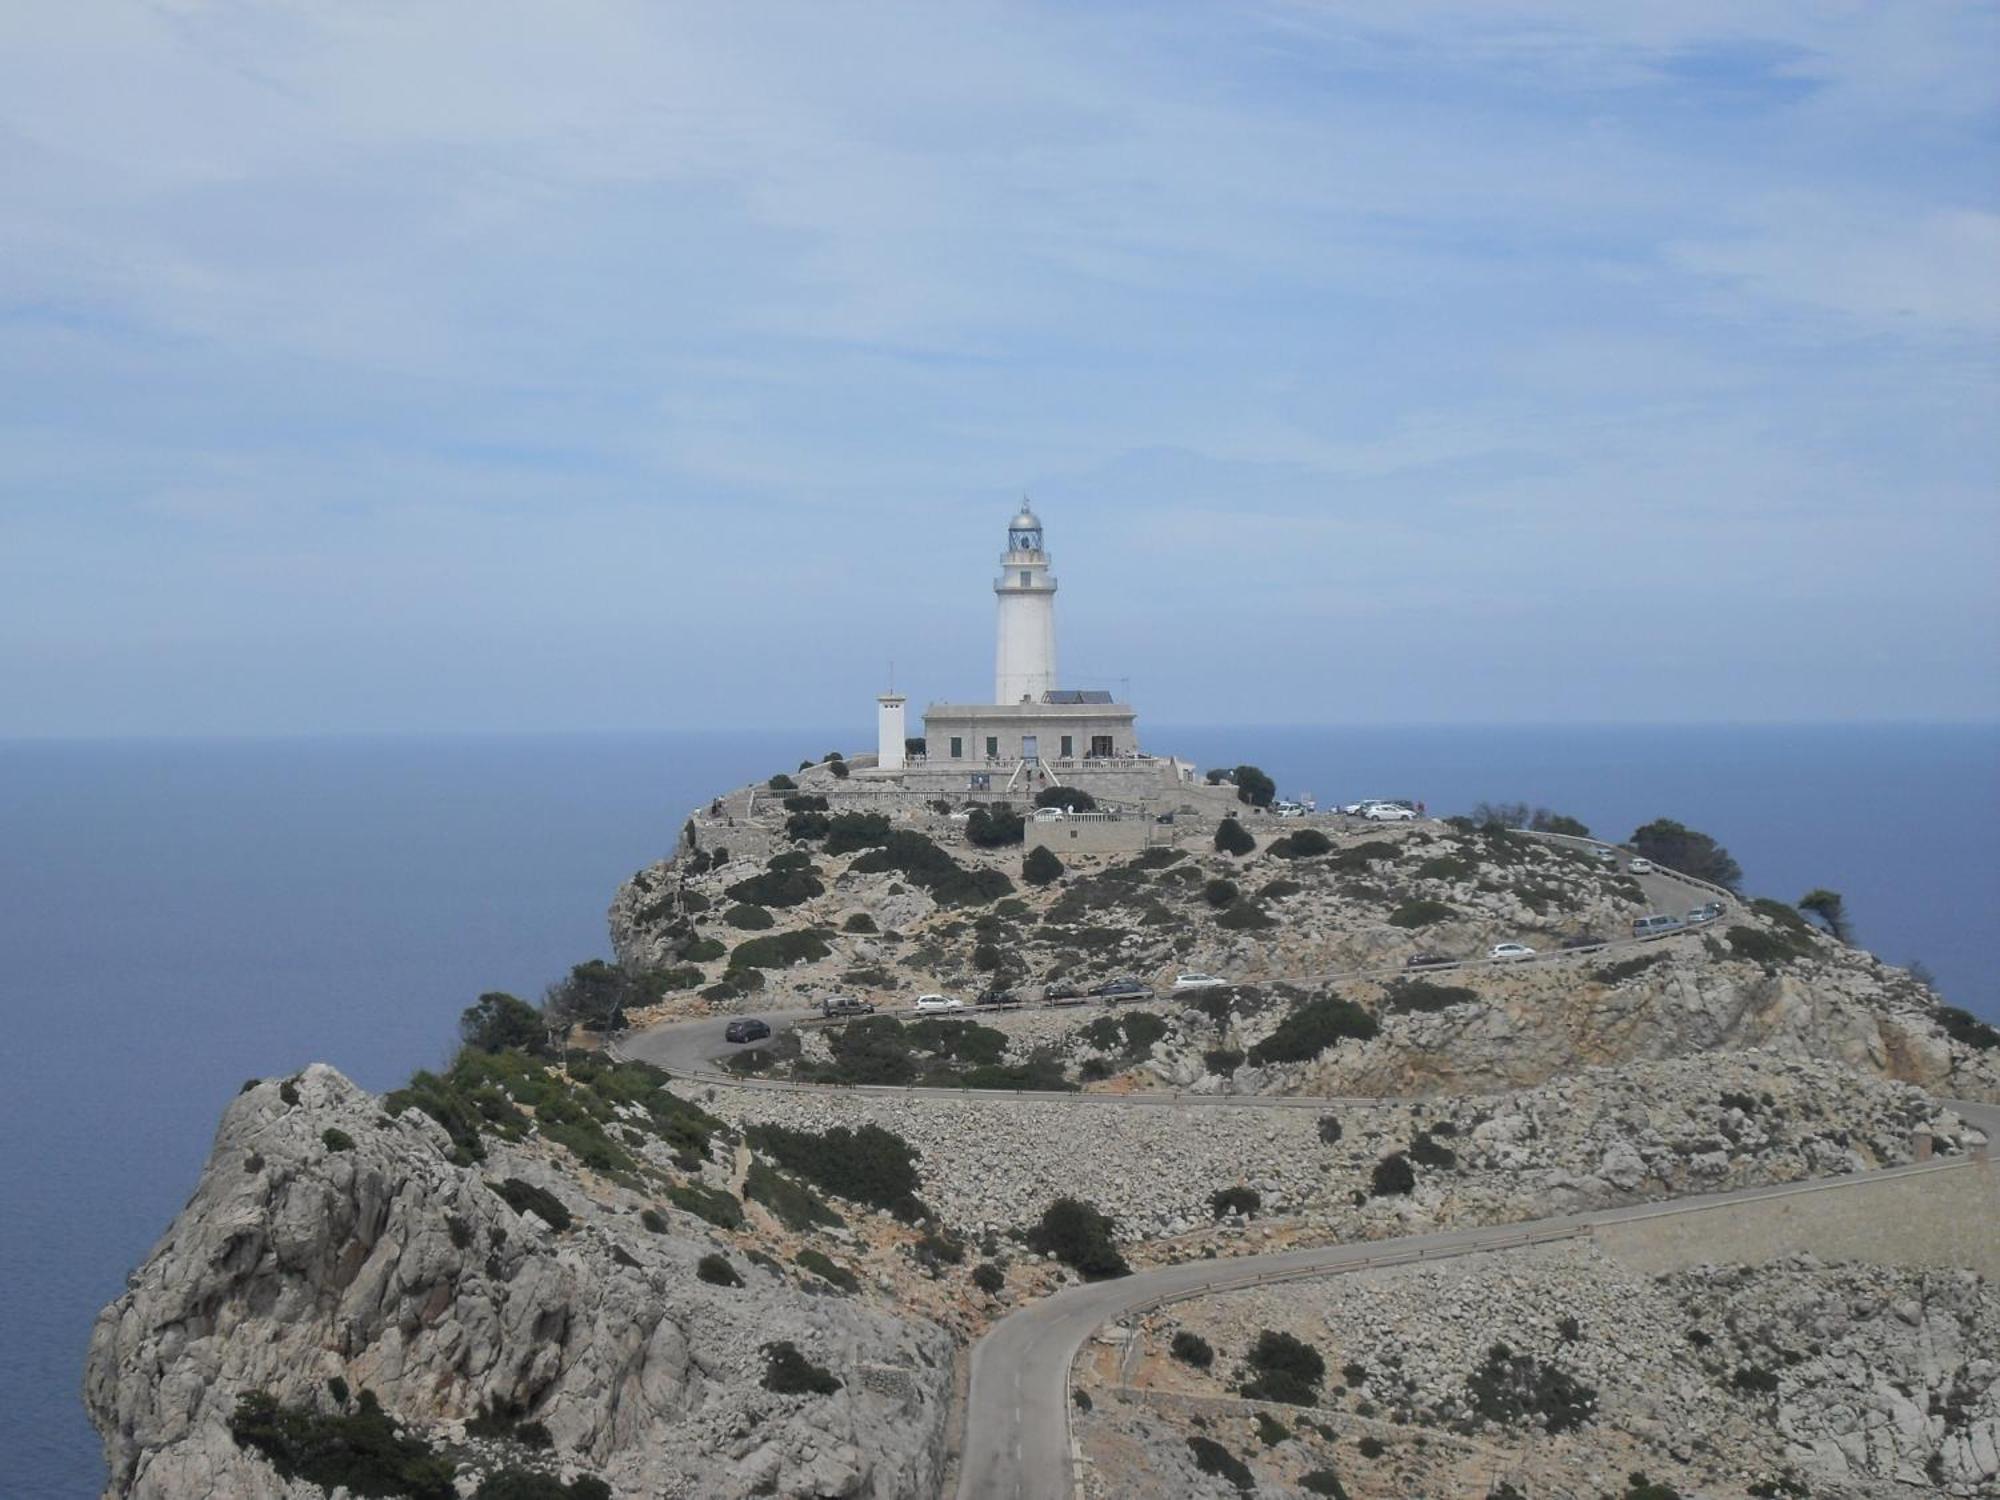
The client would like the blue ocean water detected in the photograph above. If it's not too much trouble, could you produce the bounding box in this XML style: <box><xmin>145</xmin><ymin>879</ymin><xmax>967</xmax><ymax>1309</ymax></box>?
<box><xmin>2</xmin><ymin>724</ymin><xmax>1993</xmax><ymax>1496</ymax></box>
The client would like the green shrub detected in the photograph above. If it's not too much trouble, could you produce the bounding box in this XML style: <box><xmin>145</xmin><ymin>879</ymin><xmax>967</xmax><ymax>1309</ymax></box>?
<box><xmin>965</xmin><ymin>802</ymin><xmax>1025</xmax><ymax>847</ymax></box>
<box><xmin>1187</xmin><ymin>1435</ymin><xmax>1254</xmax><ymax>1491</ymax></box>
<box><xmin>1937</xmin><ymin>1005</ymin><xmax>2000</xmax><ymax>1051</ymax></box>
<box><xmin>1203</xmin><ymin>1047</ymin><xmax>1244</xmax><ymax>1075</ymax></box>
<box><xmin>682</xmin><ymin>935</ymin><xmax>726</xmax><ymax>963</ymax></box>
<box><xmin>459</xmin><ymin>992</ymin><xmax>548</xmax><ymax>1056</ymax></box>
<box><xmin>1370</xmin><ymin>1152</ymin><xmax>1415</xmax><ymax>1197</ymax></box>
<box><xmin>1027</xmin><ymin>1196</ymin><xmax>1129</xmax><ymax>1279</ymax></box>
<box><xmin>724</xmin><ymin>902</ymin><xmax>775</xmax><ymax>930</ymax></box>
<box><xmin>1231</xmin><ymin>766</ymin><xmax>1276</xmax><ymax>808</ymax></box>
<box><xmin>1381</xmin><ymin>980</ymin><xmax>1475</xmax><ymax>1013</ymax></box>
<box><xmin>1300</xmin><ymin>1472</ymin><xmax>1352</xmax><ymax>1499</ymax></box>
<box><xmin>767</xmin><ymin>774</ymin><xmax>796</xmax><ymax>791</ymax></box>
<box><xmin>1408</xmin><ymin>1129</ymin><xmax>1457</xmax><ymax>1169</ymax></box>
<box><xmin>784</xmin><ymin>810</ymin><xmax>831</xmax><ymax>841</ymax></box>
<box><xmin>725</xmin><ymin>864</ymin><xmax>823</xmax><ymax>909</ymax></box>
<box><xmin>666</xmin><ymin>1182</ymin><xmax>743</xmax><ymax>1229</ymax></box>
<box><xmin>322</xmin><ymin>1128</ymin><xmax>355</xmax><ymax>1153</ymax></box>
<box><xmin>795</xmin><ymin>1247</ymin><xmax>860</xmax><ymax>1293</ymax></box>
<box><xmin>1240</xmin><ymin>1329</ymin><xmax>1325</xmax><ymax>1405</ymax></box>
<box><xmin>639</xmin><ymin>1208</ymin><xmax>666</xmax><ymax>1233</ymax></box>
<box><xmin>1254</xmin><ymin>1411</ymin><xmax>1291</xmax><ymax>1446</ymax></box>
<box><xmin>1247</xmin><ymin>995</ymin><xmax>1378</xmax><ymax>1066</ymax></box>
<box><xmin>1594</xmin><ymin>952</ymin><xmax>1665</xmax><ymax>984</ymax></box>
<box><xmin>1210</xmin><ymin>1185</ymin><xmax>1261</xmax><ymax>1218</ymax></box>
<box><xmin>490</xmin><ymin>1177</ymin><xmax>571</xmax><ymax>1231</ymax></box>
<box><xmin>1465</xmin><ymin>1341</ymin><xmax>1598</xmax><ymax>1433</ymax></box>
<box><xmin>1258</xmin><ymin>878</ymin><xmax>1303</xmax><ymax>900</ymax></box>
<box><xmin>784</xmin><ymin>793</ymin><xmax>830</xmax><ymax>813</ymax></box>
<box><xmin>1732</xmin><ymin>1364</ymin><xmax>1780</xmax><ymax>1395</ymax></box>
<box><xmin>1203</xmin><ymin>877</ymin><xmax>1240</xmax><ymax>908</ymax></box>
<box><xmin>1387</xmin><ymin>898</ymin><xmax>1455</xmax><ymax>928</ymax></box>
<box><xmin>1629</xmin><ymin>818</ymin><xmax>1742</xmax><ymax>891</ymax></box>
<box><xmin>1217</xmin><ymin>901</ymin><xmax>1277</xmax><ymax>931</ymax></box>
<box><xmin>728</xmin><ymin>930</ymin><xmax>832</xmax><ymax>972</ymax></box>
<box><xmin>822</xmin><ymin>811</ymin><xmax>893</xmax><ymax>855</ymax></box>
<box><xmin>1171</xmin><ymin>1330</ymin><xmax>1214</xmax><ymax>1369</ymax></box>
<box><xmin>1356</xmin><ymin>1435</ymin><xmax>1385</xmax><ymax>1458</ymax></box>
<box><xmin>1618</xmin><ymin>1475</ymin><xmax>1684</xmax><ymax>1500</ymax></box>
<box><xmin>1415</xmin><ymin>855</ymin><xmax>1472</xmax><ymax>881</ymax></box>
<box><xmin>1023</xmin><ymin>845</ymin><xmax>1064</xmax><ymax>886</ymax></box>
<box><xmin>913</xmin><ymin>1230</ymin><xmax>966</xmax><ymax>1268</ymax></box>
<box><xmin>971</xmin><ymin>1261</ymin><xmax>1006</xmax><ymax>1294</ymax></box>
<box><xmin>747</xmin><ymin>1122</ymin><xmax>926</xmax><ymax>1220</ymax></box>
<box><xmin>1268</xmin><ymin>829</ymin><xmax>1332</xmax><ymax>859</ymax></box>
<box><xmin>473</xmin><ymin>1470</ymin><xmax>610</xmax><ymax>1500</ymax></box>
<box><xmin>1726</xmin><ymin>926</ymin><xmax>1810</xmax><ymax>965</ymax></box>
<box><xmin>761</xmin><ymin>1340</ymin><xmax>841</xmax><ymax>1395</ymax></box>
<box><xmin>842</xmin><ymin>912</ymin><xmax>878</xmax><ymax>933</ymax></box>
<box><xmin>1214</xmin><ymin>818</ymin><xmax>1257</xmax><ymax>856</ymax></box>
<box><xmin>1035</xmin><ymin>785</ymin><xmax>1097</xmax><ymax>812</ymax></box>
<box><xmin>851</xmin><ymin>830</ymin><xmax>1014</xmax><ymax>906</ymax></box>
<box><xmin>279</xmin><ymin>1078</ymin><xmax>301</xmax><ymax>1107</ymax></box>
<box><xmin>745</xmin><ymin>1160</ymin><xmax>844</xmax><ymax>1232</ymax></box>
<box><xmin>1317</xmin><ymin>1114</ymin><xmax>1342</xmax><ymax>1144</ymax></box>
<box><xmin>228</xmin><ymin>1389</ymin><xmax>455</xmax><ymax>1500</ymax></box>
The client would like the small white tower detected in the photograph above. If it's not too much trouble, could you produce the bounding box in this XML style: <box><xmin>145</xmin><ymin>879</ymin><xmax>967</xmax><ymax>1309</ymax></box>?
<box><xmin>876</xmin><ymin>692</ymin><xmax>908</xmax><ymax>771</ymax></box>
<box><xmin>994</xmin><ymin>503</ymin><xmax>1057</xmax><ymax>705</ymax></box>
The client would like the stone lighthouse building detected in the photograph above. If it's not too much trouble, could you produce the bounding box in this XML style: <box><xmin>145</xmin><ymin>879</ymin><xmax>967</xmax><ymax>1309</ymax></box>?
<box><xmin>994</xmin><ymin>504</ymin><xmax>1058</xmax><ymax>705</ymax></box>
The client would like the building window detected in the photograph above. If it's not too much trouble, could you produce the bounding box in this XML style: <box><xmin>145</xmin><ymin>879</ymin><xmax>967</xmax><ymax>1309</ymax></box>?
<box><xmin>985</xmin><ymin>736</ymin><xmax>999</xmax><ymax>759</ymax></box>
<box><xmin>1019</xmin><ymin>569</ymin><xmax>1031</xmax><ymax>586</ymax></box>
<box><xmin>1090</xmin><ymin>735</ymin><xmax>1114</xmax><ymax>758</ymax></box>
<box><xmin>1060</xmin><ymin>735</ymin><xmax>1074</xmax><ymax>758</ymax></box>
<box><xmin>949</xmin><ymin>737</ymin><xmax>963</xmax><ymax>759</ymax></box>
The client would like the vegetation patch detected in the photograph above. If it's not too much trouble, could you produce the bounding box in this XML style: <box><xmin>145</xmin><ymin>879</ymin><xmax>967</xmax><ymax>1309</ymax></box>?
<box><xmin>228</xmin><ymin>1389</ymin><xmax>456</xmax><ymax>1500</ymax></box>
<box><xmin>761</xmin><ymin>1340</ymin><xmax>841</xmax><ymax>1395</ymax></box>
<box><xmin>822</xmin><ymin>811</ymin><xmax>893</xmax><ymax>854</ymax></box>
<box><xmin>1268</xmin><ymin>829</ymin><xmax>1332</xmax><ymax>859</ymax></box>
<box><xmin>1027</xmin><ymin>1195</ymin><xmax>1129</xmax><ymax>1279</ymax></box>
<box><xmin>794</xmin><ymin>1247</ymin><xmax>860</xmax><ymax>1293</ymax></box>
<box><xmin>1171</xmin><ymin>1330</ymin><xmax>1215</xmax><ymax>1369</ymax></box>
<box><xmin>1370</xmin><ymin>1152</ymin><xmax>1415</xmax><ymax>1197</ymax></box>
<box><xmin>1210</xmin><ymin>1185</ymin><xmax>1261</xmax><ymax>1218</ymax></box>
<box><xmin>1594</xmin><ymin>952</ymin><xmax>1666</xmax><ymax>984</ymax></box>
<box><xmin>850</xmin><ymin>830</ymin><xmax>1014</xmax><ymax>906</ymax></box>
<box><xmin>1186</xmin><ymin>1436</ymin><xmax>1254</xmax><ymax>1492</ymax></box>
<box><xmin>744</xmin><ymin>1160</ymin><xmax>845</xmax><ymax>1232</ymax></box>
<box><xmin>1214</xmin><ymin>818</ymin><xmax>1257</xmax><ymax>856</ymax></box>
<box><xmin>965</xmin><ymin>802</ymin><xmax>1025</xmax><ymax>847</ymax></box>
<box><xmin>746</xmin><ymin>1121</ymin><xmax>927</xmax><ymax>1221</ymax></box>
<box><xmin>1937</xmin><ymin>1005</ymin><xmax>2000</xmax><ymax>1051</ymax></box>
<box><xmin>666</xmin><ymin>1181</ymin><xmax>744</xmax><ymax>1230</ymax></box>
<box><xmin>727</xmin><ymin>929</ymin><xmax>833</xmax><ymax>972</ymax></box>
<box><xmin>1726</xmin><ymin>926</ymin><xmax>1813</xmax><ymax>965</ymax></box>
<box><xmin>489</xmin><ymin>1178</ymin><xmax>571</xmax><ymax>1231</ymax></box>
<box><xmin>1240</xmin><ymin>1329</ymin><xmax>1326</xmax><ymax>1405</ymax></box>
<box><xmin>1387</xmin><ymin>898</ymin><xmax>1456</xmax><ymax>928</ymax></box>
<box><xmin>725</xmin><ymin>863</ymin><xmax>823</xmax><ymax>909</ymax></box>
<box><xmin>1464</xmin><ymin>1341</ymin><xmax>1598</xmax><ymax>1434</ymax></box>
<box><xmin>1300</xmin><ymin>1471</ymin><xmax>1352</xmax><ymax>1498</ymax></box>
<box><xmin>1629</xmin><ymin>819</ymin><xmax>1742</xmax><ymax>891</ymax></box>
<box><xmin>1217</xmin><ymin>900</ymin><xmax>1278</xmax><ymax>930</ymax></box>
<box><xmin>1247</xmin><ymin>995</ymin><xmax>1378</xmax><ymax>1066</ymax></box>
<box><xmin>723</xmin><ymin>902</ymin><xmax>775</xmax><ymax>930</ymax></box>
<box><xmin>1023</xmin><ymin>845</ymin><xmax>1064</xmax><ymax>886</ymax></box>
<box><xmin>1381</xmin><ymin>979</ymin><xmax>1476</xmax><ymax>1014</ymax></box>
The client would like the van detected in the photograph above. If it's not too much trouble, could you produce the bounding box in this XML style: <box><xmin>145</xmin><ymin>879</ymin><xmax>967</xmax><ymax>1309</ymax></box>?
<box><xmin>1632</xmin><ymin>914</ymin><xmax>1682</xmax><ymax>940</ymax></box>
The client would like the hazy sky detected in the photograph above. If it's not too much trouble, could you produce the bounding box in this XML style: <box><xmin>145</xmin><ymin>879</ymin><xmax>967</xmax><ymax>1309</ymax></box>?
<box><xmin>3</xmin><ymin>2</ymin><xmax>1995</xmax><ymax>735</ymax></box>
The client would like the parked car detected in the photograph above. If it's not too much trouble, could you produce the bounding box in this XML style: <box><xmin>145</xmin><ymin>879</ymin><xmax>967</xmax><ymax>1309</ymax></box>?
<box><xmin>1488</xmin><ymin>942</ymin><xmax>1537</xmax><ymax>962</ymax></box>
<box><xmin>1628</xmin><ymin>857</ymin><xmax>1656</xmax><ymax>874</ymax></box>
<box><xmin>821</xmin><ymin>995</ymin><xmax>875</xmax><ymax>1018</ymax></box>
<box><xmin>1593</xmin><ymin>847</ymin><xmax>1619</xmax><ymax>864</ymax></box>
<box><xmin>974</xmin><ymin>986</ymin><xmax>1018</xmax><ymax>1007</ymax></box>
<box><xmin>1362</xmin><ymin>803</ymin><xmax>1417</xmax><ymax>822</ymax></box>
<box><xmin>1089</xmin><ymin>976</ymin><xmax>1152</xmax><ymax>1001</ymax></box>
<box><xmin>1032</xmin><ymin>807</ymin><xmax>1066</xmax><ymax>823</ymax></box>
<box><xmin>1404</xmin><ymin>952</ymin><xmax>1454</xmax><ymax>970</ymax></box>
<box><xmin>912</xmin><ymin>993</ymin><xmax>963</xmax><ymax>1013</ymax></box>
<box><xmin>1172</xmin><ymin>972</ymin><xmax>1227</xmax><ymax>992</ymax></box>
<box><xmin>1684</xmin><ymin>902</ymin><xmax>1724</xmax><ymax>926</ymax></box>
<box><xmin>1632</xmin><ymin>914</ymin><xmax>1683</xmax><ymax>940</ymax></box>
<box><xmin>723</xmin><ymin>1018</ymin><xmax>771</xmax><ymax>1044</ymax></box>
<box><xmin>1043</xmin><ymin>980</ymin><xmax>1084</xmax><ymax>1003</ymax></box>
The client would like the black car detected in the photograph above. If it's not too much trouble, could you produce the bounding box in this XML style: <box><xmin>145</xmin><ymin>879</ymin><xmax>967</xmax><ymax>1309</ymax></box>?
<box><xmin>974</xmin><ymin>986</ymin><xmax>1018</xmax><ymax>1007</ymax></box>
<box><xmin>1403</xmin><ymin>953</ymin><xmax>1452</xmax><ymax>970</ymax></box>
<box><xmin>723</xmin><ymin>1018</ymin><xmax>771</xmax><ymax>1044</ymax></box>
<box><xmin>1043</xmin><ymin>980</ymin><xmax>1083</xmax><ymax>1004</ymax></box>
<box><xmin>1089</xmin><ymin>977</ymin><xmax>1151</xmax><ymax>1001</ymax></box>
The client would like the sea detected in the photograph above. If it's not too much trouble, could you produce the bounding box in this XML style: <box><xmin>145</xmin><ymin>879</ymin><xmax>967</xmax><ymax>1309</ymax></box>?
<box><xmin>3</xmin><ymin>723</ymin><xmax>1994</xmax><ymax>1496</ymax></box>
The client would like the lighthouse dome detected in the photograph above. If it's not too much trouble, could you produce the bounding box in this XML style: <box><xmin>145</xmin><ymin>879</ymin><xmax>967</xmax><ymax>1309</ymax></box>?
<box><xmin>1006</xmin><ymin>504</ymin><xmax>1044</xmax><ymax>554</ymax></box>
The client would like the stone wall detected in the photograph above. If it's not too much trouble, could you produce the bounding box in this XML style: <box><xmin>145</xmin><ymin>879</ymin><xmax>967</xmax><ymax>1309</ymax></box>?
<box><xmin>1594</xmin><ymin>1158</ymin><xmax>2000</xmax><ymax>1277</ymax></box>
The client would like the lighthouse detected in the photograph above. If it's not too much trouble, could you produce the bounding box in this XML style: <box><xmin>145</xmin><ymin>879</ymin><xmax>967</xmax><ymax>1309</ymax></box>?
<box><xmin>994</xmin><ymin>504</ymin><xmax>1057</xmax><ymax>705</ymax></box>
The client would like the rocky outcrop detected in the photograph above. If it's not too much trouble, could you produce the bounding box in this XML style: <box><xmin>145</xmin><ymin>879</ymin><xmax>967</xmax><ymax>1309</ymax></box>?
<box><xmin>86</xmin><ymin>1065</ymin><xmax>951</xmax><ymax>1500</ymax></box>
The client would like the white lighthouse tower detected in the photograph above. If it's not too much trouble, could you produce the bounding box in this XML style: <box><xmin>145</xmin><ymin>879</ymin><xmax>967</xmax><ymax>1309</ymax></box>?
<box><xmin>994</xmin><ymin>503</ymin><xmax>1057</xmax><ymax>704</ymax></box>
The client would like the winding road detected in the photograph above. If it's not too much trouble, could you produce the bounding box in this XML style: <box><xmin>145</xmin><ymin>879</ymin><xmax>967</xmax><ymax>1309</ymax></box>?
<box><xmin>611</xmin><ymin>834</ymin><xmax>1996</xmax><ymax>1499</ymax></box>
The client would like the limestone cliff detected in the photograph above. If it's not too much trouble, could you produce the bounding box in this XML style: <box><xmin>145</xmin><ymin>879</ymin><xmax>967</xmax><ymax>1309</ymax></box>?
<box><xmin>85</xmin><ymin>1065</ymin><xmax>951</xmax><ymax>1499</ymax></box>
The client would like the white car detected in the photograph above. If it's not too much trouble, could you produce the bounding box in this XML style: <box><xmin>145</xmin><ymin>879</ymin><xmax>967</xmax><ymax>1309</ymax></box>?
<box><xmin>1362</xmin><ymin>803</ymin><xmax>1417</xmax><ymax>822</ymax></box>
<box><xmin>1628</xmin><ymin>857</ymin><xmax>1655</xmax><ymax>874</ymax></box>
<box><xmin>912</xmin><ymin>994</ymin><xmax>963</xmax><ymax>1013</ymax></box>
<box><xmin>1172</xmin><ymin>972</ymin><xmax>1227</xmax><ymax>992</ymax></box>
<box><xmin>1488</xmin><ymin>942</ymin><xmax>1537</xmax><ymax>962</ymax></box>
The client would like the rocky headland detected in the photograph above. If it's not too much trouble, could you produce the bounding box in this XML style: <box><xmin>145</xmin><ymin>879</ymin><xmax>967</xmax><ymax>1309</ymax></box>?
<box><xmin>86</xmin><ymin>755</ymin><xmax>1999</xmax><ymax>1498</ymax></box>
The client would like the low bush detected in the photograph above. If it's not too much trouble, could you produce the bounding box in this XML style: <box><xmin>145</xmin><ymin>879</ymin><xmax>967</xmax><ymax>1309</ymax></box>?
<box><xmin>744</xmin><ymin>1160</ymin><xmax>844</xmax><ymax>1232</ymax></box>
<box><xmin>1240</xmin><ymin>1329</ymin><xmax>1326</xmax><ymax>1405</ymax></box>
<box><xmin>971</xmin><ymin>1261</ymin><xmax>1006</xmax><ymax>1294</ymax></box>
<box><xmin>1594</xmin><ymin>952</ymin><xmax>1666</xmax><ymax>984</ymax></box>
<box><xmin>1317</xmin><ymin>1114</ymin><xmax>1343</xmax><ymax>1144</ymax></box>
<box><xmin>1171</xmin><ymin>1330</ymin><xmax>1214</xmax><ymax>1369</ymax></box>
<box><xmin>1027</xmin><ymin>1196</ymin><xmax>1129</xmax><ymax>1279</ymax></box>
<box><xmin>1356</xmin><ymin>1435</ymin><xmax>1385</xmax><ymax>1458</ymax></box>
<box><xmin>229</xmin><ymin>1389</ymin><xmax>455</xmax><ymax>1500</ymax></box>
<box><xmin>842</xmin><ymin>912</ymin><xmax>878</xmax><ymax>933</ymax></box>
<box><xmin>1254</xmin><ymin>1411</ymin><xmax>1291</xmax><ymax>1446</ymax></box>
<box><xmin>1258</xmin><ymin>877</ymin><xmax>1303</xmax><ymax>900</ymax></box>
<box><xmin>1214</xmin><ymin>818</ymin><xmax>1256</xmax><ymax>856</ymax></box>
<box><xmin>725</xmin><ymin>864</ymin><xmax>823</xmax><ymax>909</ymax></box>
<box><xmin>1387</xmin><ymin>898</ymin><xmax>1456</xmax><ymax>928</ymax></box>
<box><xmin>1217</xmin><ymin>901</ymin><xmax>1278</xmax><ymax>931</ymax></box>
<box><xmin>473</xmin><ymin>1471</ymin><xmax>610</xmax><ymax>1500</ymax></box>
<box><xmin>1203</xmin><ymin>1047</ymin><xmax>1244</xmax><ymax>1075</ymax></box>
<box><xmin>727</xmin><ymin>930</ymin><xmax>832</xmax><ymax>972</ymax></box>
<box><xmin>794</xmin><ymin>1247</ymin><xmax>860</xmax><ymax>1293</ymax></box>
<box><xmin>1035</xmin><ymin>785</ymin><xmax>1097</xmax><ymax>812</ymax></box>
<box><xmin>666</xmin><ymin>1181</ymin><xmax>743</xmax><ymax>1229</ymax></box>
<box><xmin>747</xmin><ymin>1122</ymin><xmax>926</xmax><ymax>1220</ymax></box>
<box><xmin>1210</xmin><ymin>1185</ymin><xmax>1261</xmax><ymax>1218</ymax></box>
<box><xmin>490</xmin><ymin>1178</ymin><xmax>571</xmax><ymax>1231</ymax></box>
<box><xmin>1408</xmin><ymin>1129</ymin><xmax>1458</xmax><ymax>1169</ymax></box>
<box><xmin>1415</xmin><ymin>854</ymin><xmax>1472</xmax><ymax>881</ymax></box>
<box><xmin>724</xmin><ymin>902</ymin><xmax>775</xmax><ymax>929</ymax></box>
<box><xmin>965</xmin><ymin>802</ymin><xmax>1025</xmax><ymax>848</ymax></box>
<box><xmin>784</xmin><ymin>811</ymin><xmax>830</xmax><ymax>841</ymax></box>
<box><xmin>1732</xmin><ymin>1364</ymin><xmax>1780</xmax><ymax>1395</ymax></box>
<box><xmin>639</xmin><ymin>1208</ymin><xmax>666</xmax><ymax>1233</ymax></box>
<box><xmin>1300</xmin><ymin>1472</ymin><xmax>1352</xmax><ymax>1498</ymax></box>
<box><xmin>1247</xmin><ymin>995</ymin><xmax>1378</xmax><ymax>1066</ymax></box>
<box><xmin>1203</xmin><ymin>877</ymin><xmax>1240</xmax><ymax>908</ymax></box>
<box><xmin>1381</xmin><ymin>980</ymin><xmax>1476</xmax><ymax>1013</ymax></box>
<box><xmin>822</xmin><ymin>811</ymin><xmax>893</xmax><ymax>855</ymax></box>
<box><xmin>1936</xmin><ymin>1005</ymin><xmax>2000</xmax><ymax>1051</ymax></box>
<box><xmin>1370</xmin><ymin>1152</ymin><xmax>1416</xmax><ymax>1197</ymax></box>
<box><xmin>1186</xmin><ymin>1435</ymin><xmax>1254</xmax><ymax>1492</ymax></box>
<box><xmin>1726</xmin><ymin>926</ymin><xmax>1811</xmax><ymax>965</ymax></box>
<box><xmin>1268</xmin><ymin>829</ymin><xmax>1332</xmax><ymax>859</ymax></box>
<box><xmin>783</xmin><ymin>793</ymin><xmax>830</xmax><ymax>813</ymax></box>
<box><xmin>1465</xmin><ymin>1340</ymin><xmax>1598</xmax><ymax>1433</ymax></box>
<box><xmin>766</xmin><ymin>774</ymin><xmax>796</xmax><ymax>791</ymax></box>
<box><xmin>322</xmin><ymin>1128</ymin><xmax>355</xmax><ymax>1153</ymax></box>
<box><xmin>851</xmin><ymin>830</ymin><xmax>1014</xmax><ymax>906</ymax></box>
<box><xmin>1023</xmin><ymin>845</ymin><xmax>1064</xmax><ymax>886</ymax></box>
<box><xmin>761</xmin><ymin>1340</ymin><xmax>841</xmax><ymax>1395</ymax></box>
